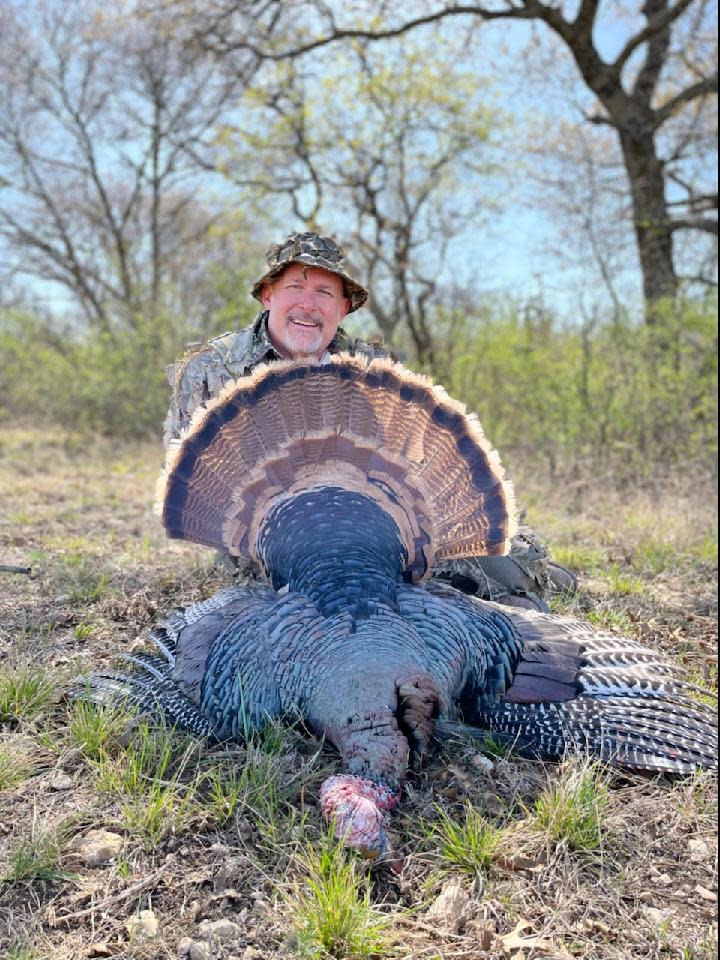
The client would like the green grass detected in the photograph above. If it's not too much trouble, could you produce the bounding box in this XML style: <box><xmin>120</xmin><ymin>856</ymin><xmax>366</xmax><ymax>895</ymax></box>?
<box><xmin>0</xmin><ymin>663</ymin><xmax>56</xmax><ymax>724</ymax></box>
<box><xmin>691</xmin><ymin>532</ymin><xmax>718</xmax><ymax>564</ymax></box>
<box><xmin>202</xmin><ymin>762</ymin><xmax>254</xmax><ymax>826</ymax></box>
<box><xmin>531</xmin><ymin>759</ymin><xmax>610</xmax><ymax>852</ymax></box>
<box><xmin>3</xmin><ymin>823</ymin><xmax>71</xmax><ymax>884</ymax></box>
<box><xmin>200</xmin><ymin>742</ymin><xmax>300</xmax><ymax>842</ymax></box>
<box><xmin>74</xmin><ymin>621</ymin><xmax>94</xmax><ymax>639</ymax></box>
<box><xmin>289</xmin><ymin>831</ymin><xmax>396</xmax><ymax>959</ymax></box>
<box><xmin>57</xmin><ymin>550</ymin><xmax>112</xmax><ymax>603</ymax></box>
<box><xmin>6</xmin><ymin>942</ymin><xmax>40</xmax><ymax>960</ymax></box>
<box><xmin>67</xmin><ymin>698</ymin><xmax>135</xmax><ymax>760</ymax></box>
<box><xmin>603</xmin><ymin>563</ymin><xmax>646</xmax><ymax>597</ymax></box>
<box><xmin>477</xmin><ymin>732</ymin><xmax>514</xmax><ymax>759</ymax></box>
<box><xmin>427</xmin><ymin>802</ymin><xmax>503</xmax><ymax>877</ymax></box>
<box><xmin>93</xmin><ymin>720</ymin><xmax>200</xmax><ymax>847</ymax></box>
<box><xmin>586</xmin><ymin>607</ymin><xmax>635</xmax><ymax>634</ymax></box>
<box><xmin>631</xmin><ymin>539</ymin><xmax>677</xmax><ymax>576</ymax></box>
<box><xmin>550</xmin><ymin>545</ymin><xmax>606</xmax><ymax>574</ymax></box>
<box><xmin>0</xmin><ymin>747</ymin><xmax>31</xmax><ymax>790</ymax></box>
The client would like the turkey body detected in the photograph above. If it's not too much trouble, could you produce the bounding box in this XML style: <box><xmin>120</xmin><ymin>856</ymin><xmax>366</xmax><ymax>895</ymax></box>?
<box><xmin>107</xmin><ymin>485</ymin><xmax>716</xmax><ymax>789</ymax></box>
<box><xmin>137</xmin><ymin>488</ymin><xmax>513</xmax><ymax>792</ymax></box>
<box><xmin>86</xmin><ymin>356</ymin><xmax>717</xmax><ymax>854</ymax></box>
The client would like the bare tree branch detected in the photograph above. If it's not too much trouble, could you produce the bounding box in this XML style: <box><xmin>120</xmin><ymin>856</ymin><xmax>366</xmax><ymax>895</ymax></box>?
<box><xmin>651</xmin><ymin>70</ymin><xmax>718</xmax><ymax>130</ymax></box>
<box><xmin>612</xmin><ymin>0</ymin><xmax>694</xmax><ymax>75</ymax></box>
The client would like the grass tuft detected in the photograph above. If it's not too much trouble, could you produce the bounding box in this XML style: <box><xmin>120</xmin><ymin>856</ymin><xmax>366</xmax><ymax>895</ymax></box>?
<box><xmin>200</xmin><ymin>741</ymin><xmax>301</xmax><ymax>842</ymax></box>
<box><xmin>93</xmin><ymin>720</ymin><xmax>200</xmax><ymax>847</ymax></box>
<box><xmin>427</xmin><ymin>802</ymin><xmax>503</xmax><ymax>877</ymax></box>
<box><xmin>0</xmin><ymin>663</ymin><xmax>56</xmax><ymax>724</ymax></box>
<box><xmin>67</xmin><ymin>698</ymin><xmax>135</xmax><ymax>761</ymax></box>
<box><xmin>58</xmin><ymin>550</ymin><xmax>112</xmax><ymax>604</ymax></box>
<box><xmin>551</xmin><ymin>545</ymin><xmax>606</xmax><ymax>574</ymax></box>
<box><xmin>586</xmin><ymin>607</ymin><xmax>635</xmax><ymax>633</ymax></box>
<box><xmin>603</xmin><ymin>563</ymin><xmax>646</xmax><ymax>597</ymax></box>
<box><xmin>0</xmin><ymin>747</ymin><xmax>31</xmax><ymax>791</ymax></box>
<box><xmin>532</xmin><ymin>758</ymin><xmax>610</xmax><ymax>852</ymax></box>
<box><xmin>289</xmin><ymin>830</ymin><xmax>396</xmax><ymax>959</ymax></box>
<box><xmin>3</xmin><ymin>823</ymin><xmax>70</xmax><ymax>884</ymax></box>
<box><xmin>7</xmin><ymin>943</ymin><xmax>40</xmax><ymax>960</ymax></box>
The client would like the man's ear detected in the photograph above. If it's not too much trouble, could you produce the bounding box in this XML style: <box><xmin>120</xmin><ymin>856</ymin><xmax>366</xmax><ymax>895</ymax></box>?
<box><xmin>339</xmin><ymin>297</ymin><xmax>351</xmax><ymax>320</ymax></box>
<box><xmin>261</xmin><ymin>284</ymin><xmax>273</xmax><ymax>309</ymax></box>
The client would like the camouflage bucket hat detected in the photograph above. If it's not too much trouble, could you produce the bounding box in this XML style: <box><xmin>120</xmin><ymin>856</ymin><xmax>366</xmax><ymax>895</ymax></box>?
<box><xmin>251</xmin><ymin>232</ymin><xmax>369</xmax><ymax>313</ymax></box>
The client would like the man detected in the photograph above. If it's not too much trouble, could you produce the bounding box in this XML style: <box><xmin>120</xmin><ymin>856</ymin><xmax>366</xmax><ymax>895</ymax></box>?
<box><xmin>163</xmin><ymin>230</ymin><xmax>576</xmax><ymax>610</ymax></box>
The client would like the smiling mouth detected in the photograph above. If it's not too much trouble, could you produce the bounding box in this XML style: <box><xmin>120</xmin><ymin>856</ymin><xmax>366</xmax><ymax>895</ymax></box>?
<box><xmin>290</xmin><ymin>317</ymin><xmax>321</xmax><ymax>329</ymax></box>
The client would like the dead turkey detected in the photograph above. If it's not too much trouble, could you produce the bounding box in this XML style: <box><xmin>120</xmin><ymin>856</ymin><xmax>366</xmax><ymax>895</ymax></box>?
<box><xmin>86</xmin><ymin>354</ymin><xmax>718</xmax><ymax>856</ymax></box>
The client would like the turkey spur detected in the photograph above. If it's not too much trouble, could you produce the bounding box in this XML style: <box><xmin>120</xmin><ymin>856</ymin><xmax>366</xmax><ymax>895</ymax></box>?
<box><xmin>84</xmin><ymin>355</ymin><xmax>718</xmax><ymax>856</ymax></box>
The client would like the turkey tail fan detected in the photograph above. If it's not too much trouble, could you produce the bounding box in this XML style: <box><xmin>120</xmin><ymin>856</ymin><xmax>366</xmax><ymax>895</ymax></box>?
<box><xmin>156</xmin><ymin>354</ymin><xmax>518</xmax><ymax>580</ymax></box>
<box><xmin>472</xmin><ymin>605</ymin><xmax>718</xmax><ymax>775</ymax></box>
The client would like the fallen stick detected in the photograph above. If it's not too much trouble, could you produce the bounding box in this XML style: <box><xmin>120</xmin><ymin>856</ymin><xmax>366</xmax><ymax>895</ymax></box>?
<box><xmin>48</xmin><ymin>868</ymin><xmax>165</xmax><ymax>926</ymax></box>
<box><xmin>0</xmin><ymin>563</ymin><xmax>31</xmax><ymax>574</ymax></box>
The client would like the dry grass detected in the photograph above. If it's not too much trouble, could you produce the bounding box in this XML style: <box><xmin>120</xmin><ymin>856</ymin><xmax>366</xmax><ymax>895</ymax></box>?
<box><xmin>0</xmin><ymin>427</ymin><xmax>717</xmax><ymax>959</ymax></box>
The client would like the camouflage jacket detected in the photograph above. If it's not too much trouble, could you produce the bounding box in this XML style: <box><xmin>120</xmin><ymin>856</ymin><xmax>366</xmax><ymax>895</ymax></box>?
<box><xmin>163</xmin><ymin>311</ymin><xmax>389</xmax><ymax>447</ymax></box>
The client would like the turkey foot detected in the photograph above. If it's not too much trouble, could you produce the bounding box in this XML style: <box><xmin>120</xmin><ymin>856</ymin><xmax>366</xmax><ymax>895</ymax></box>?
<box><xmin>396</xmin><ymin>672</ymin><xmax>443</xmax><ymax>771</ymax></box>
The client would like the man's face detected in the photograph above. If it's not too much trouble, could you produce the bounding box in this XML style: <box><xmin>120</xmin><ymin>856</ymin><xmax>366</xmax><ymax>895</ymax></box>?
<box><xmin>262</xmin><ymin>264</ymin><xmax>351</xmax><ymax>359</ymax></box>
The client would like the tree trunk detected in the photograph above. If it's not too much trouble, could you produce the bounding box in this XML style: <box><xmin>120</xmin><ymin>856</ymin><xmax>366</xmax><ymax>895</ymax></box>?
<box><xmin>619</xmin><ymin>127</ymin><xmax>677</xmax><ymax>312</ymax></box>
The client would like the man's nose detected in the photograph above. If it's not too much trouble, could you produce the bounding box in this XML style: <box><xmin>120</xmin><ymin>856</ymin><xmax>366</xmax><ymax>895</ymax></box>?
<box><xmin>297</xmin><ymin>289</ymin><xmax>321</xmax><ymax>308</ymax></box>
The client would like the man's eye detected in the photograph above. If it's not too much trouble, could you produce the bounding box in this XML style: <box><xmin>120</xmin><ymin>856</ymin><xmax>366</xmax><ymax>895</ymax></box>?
<box><xmin>318</xmin><ymin>290</ymin><xmax>333</xmax><ymax>297</ymax></box>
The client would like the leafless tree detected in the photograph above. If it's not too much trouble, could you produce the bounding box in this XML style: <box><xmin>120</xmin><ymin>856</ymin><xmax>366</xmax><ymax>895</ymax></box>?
<box><xmin>0</xmin><ymin>2</ymin><xmax>255</xmax><ymax>331</ymax></box>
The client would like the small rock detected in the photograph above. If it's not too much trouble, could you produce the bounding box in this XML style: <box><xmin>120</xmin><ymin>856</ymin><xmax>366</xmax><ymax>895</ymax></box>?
<box><xmin>695</xmin><ymin>885</ymin><xmax>718</xmax><ymax>903</ymax></box>
<box><xmin>426</xmin><ymin>880</ymin><xmax>471</xmax><ymax>933</ymax></box>
<box><xmin>126</xmin><ymin>909</ymin><xmax>159</xmax><ymax>940</ymax></box>
<box><xmin>70</xmin><ymin>829</ymin><xmax>123</xmax><ymax>867</ymax></box>
<box><xmin>176</xmin><ymin>937</ymin><xmax>193</xmax><ymax>957</ymax></box>
<box><xmin>643</xmin><ymin>906</ymin><xmax>671</xmax><ymax>927</ymax></box>
<box><xmin>88</xmin><ymin>945</ymin><xmax>113</xmax><ymax>958</ymax></box>
<box><xmin>200</xmin><ymin>918</ymin><xmax>243</xmax><ymax>942</ymax></box>
<box><xmin>210</xmin><ymin>842</ymin><xmax>230</xmax><ymax>856</ymax></box>
<box><xmin>440</xmin><ymin>785</ymin><xmax>464</xmax><ymax>801</ymax></box>
<box><xmin>483</xmin><ymin>793</ymin><xmax>506</xmax><ymax>817</ymax></box>
<box><xmin>189</xmin><ymin>943</ymin><xmax>212</xmax><ymax>960</ymax></box>
<box><xmin>49</xmin><ymin>772</ymin><xmax>73</xmax><ymax>791</ymax></box>
<box><xmin>243</xmin><ymin>948</ymin><xmax>262</xmax><ymax>960</ymax></box>
<box><xmin>689</xmin><ymin>839</ymin><xmax>710</xmax><ymax>862</ymax></box>
<box><xmin>471</xmin><ymin>753</ymin><xmax>495</xmax><ymax>773</ymax></box>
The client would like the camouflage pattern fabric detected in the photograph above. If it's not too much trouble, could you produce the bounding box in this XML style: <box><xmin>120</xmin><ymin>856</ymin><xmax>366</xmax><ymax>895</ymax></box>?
<box><xmin>162</xmin><ymin>313</ymin><xmax>576</xmax><ymax>610</ymax></box>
